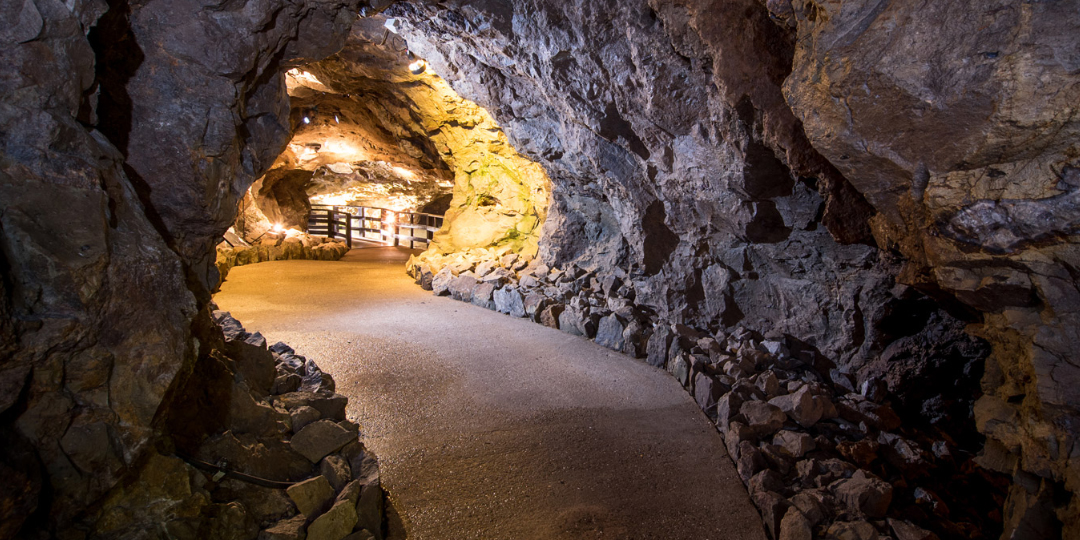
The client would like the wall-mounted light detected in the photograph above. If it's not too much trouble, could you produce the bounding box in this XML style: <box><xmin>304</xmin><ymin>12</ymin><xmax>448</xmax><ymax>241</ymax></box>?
<box><xmin>303</xmin><ymin>116</ymin><xmax>311</xmax><ymax>124</ymax></box>
<box><xmin>335</xmin><ymin>114</ymin><xmax>340</xmax><ymax>124</ymax></box>
<box><xmin>409</xmin><ymin>60</ymin><xmax>427</xmax><ymax>75</ymax></box>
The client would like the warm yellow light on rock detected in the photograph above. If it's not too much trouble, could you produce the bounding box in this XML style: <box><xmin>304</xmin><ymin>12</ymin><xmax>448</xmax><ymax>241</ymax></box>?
<box><xmin>390</xmin><ymin>166</ymin><xmax>416</xmax><ymax>180</ymax></box>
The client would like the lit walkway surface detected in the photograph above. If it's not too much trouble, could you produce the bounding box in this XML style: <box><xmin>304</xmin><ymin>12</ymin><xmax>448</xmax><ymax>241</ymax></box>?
<box><xmin>215</xmin><ymin>248</ymin><xmax>766</xmax><ymax>540</ymax></box>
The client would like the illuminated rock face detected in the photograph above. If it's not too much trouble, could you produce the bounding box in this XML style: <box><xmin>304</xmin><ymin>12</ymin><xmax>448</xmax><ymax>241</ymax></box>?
<box><xmin>390</xmin><ymin>0</ymin><xmax>1080</xmax><ymax>535</ymax></box>
<box><xmin>256</xmin><ymin>15</ymin><xmax>551</xmax><ymax>257</ymax></box>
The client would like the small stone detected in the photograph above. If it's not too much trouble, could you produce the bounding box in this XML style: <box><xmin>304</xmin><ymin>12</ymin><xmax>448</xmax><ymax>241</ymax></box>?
<box><xmin>319</xmin><ymin>455</ymin><xmax>352</xmax><ymax>492</ymax></box>
<box><xmin>343</xmin><ymin>531</ymin><xmax>375</xmax><ymax>540</ymax></box>
<box><xmin>824</xmin><ymin>521</ymin><xmax>880</xmax><ymax>540</ymax></box>
<box><xmin>756</xmin><ymin>371</ymin><xmax>782</xmax><ymax>397</ymax></box>
<box><xmin>431</xmin><ymin>268</ymin><xmax>454</xmax><ymax>296</ymax></box>
<box><xmin>888</xmin><ymin>518</ymin><xmax>940</xmax><ymax>540</ymax></box>
<box><xmin>594</xmin><ymin>313</ymin><xmax>626</xmax><ymax>351</ymax></box>
<box><xmin>290</xmin><ymin>420</ymin><xmax>357</xmax><ymax>463</ymax></box>
<box><xmin>539</xmin><ymin>304</ymin><xmax>564</xmax><ymax>328</ymax></box>
<box><xmin>286</xmin><ymin>475</ymin><xmax>335</xmax><ymax>518</ymax></box>
<box><xmin>741</xmin><ymin>401</ymin><xmax>787</xmax><ymax>436</ymax></box>
<box><xmin>693</xmin><ymin>372</ymin><xmax>722</xmax><ymax>413</ymax></box>
<box><xmin>752</xmin><ymin>490</ymin><xmax>791</xmax><ymax>540</ymax></box>
<box><xmin>779</xmin><ymin>507</ymin><xmax>812</xmax><ymax>540</ymax></box>
<box><xmin>276</xmin><ymin>393</ymin><xmax>348</xmax><ymax>422</ymax></box>
<box><xmin>306</xmin><ymin>499</ymin><xmax>358</xmax><ymax>540</ymax></box>
<box><xmin>356</xmin><ymin>480</ymin><xmax>384</xmax><ymax>539</ymax></box>
<box><xmin>789</xmin><ymin>490</ymin><xmax>829</xmax><ymax>526</ymax></box>
<box><xmin>669</xmin><ymin>353</ymin><xmax>691</xmax><ymax>387</ymax></box>
<box><xmin>716</xmin><ymin>393</ymin><xmax>744</xmax><ymax>428</ymax></box>
<box><xmin>493</xmin><ymin>287</ymin><xmax>526</xmax><ymax>317</ymax></box>
<box><xmin>290</xmin><ymin>406</ymin><xmax>321</xmax><ymax>433</ymax></box>
<box><xmin>336</xmin><ymin>480</ymin><xmax>363</xmax><ymax>507</ymax></box>
<box><xmin>768</xmin><ymin>386</ymin><xmax>824</xmax><ymax>428</ymax></box>
<box><xmin>748</xmin><ymin>469</ymin><xmax>785</xmax><ymax>496</ymax></box>
<box><xmin>482</xmin><ymin>267</ymin><xmax>515</xmax><ymax>285</ymax></box>
<box><xmin>773</xmin><ymin>430</ymin><xmax>816</xmax><ymax>458</ymax></box>
<box><xmin>259</xmin><ymin>515</ymin><xmax>307</xmax><ymax>540</ymax></box>
<box><xmin>736</xmin><ymin>441</ymin><xmax>767</xmax><ymax>483</ymax></box>
<box><xmin>448</xmin><ymin>275</ymin><xmax>479</xmax><ymax>301</ymax></box>
<box><xmin>831</xmin><ymin>470</ymin><xmax>893</xmax><ymax>519</ymax></box>
<box><xmin>471</xmin><ymin>282</ymin><xmax>497</xmax><ymax>309</ymax></box>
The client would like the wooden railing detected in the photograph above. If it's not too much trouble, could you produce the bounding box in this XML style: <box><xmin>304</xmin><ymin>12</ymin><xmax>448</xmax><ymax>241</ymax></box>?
<box><xmin>307</xmin><ymin>205</ymin><xmax>444</xmax><ymax>249</ymax></box>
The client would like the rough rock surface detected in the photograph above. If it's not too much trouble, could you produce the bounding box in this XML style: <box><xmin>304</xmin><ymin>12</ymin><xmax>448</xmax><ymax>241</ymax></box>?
<box><xmin>0</xmin><ymin>1</ymin><xmax>372</xmax><ymax>537</ymax></box>
<box><xmin>390</xmin><ymin>0</ymin><xmax>1080</xmax><ymax>536</ymax></box>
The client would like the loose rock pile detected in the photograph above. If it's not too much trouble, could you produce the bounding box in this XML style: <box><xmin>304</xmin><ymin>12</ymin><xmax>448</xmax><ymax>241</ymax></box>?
<box><xmin>90</xmin><ymin>312</ymin><xmax>387</xmax><ymax>540</ymax></box>
<box><xmin>216</xmin><ymin>234</ymin><xmax>350</xmax><ymax>289</ymax></box>
<box><xmin>408</xmin><ymin>255</ymin><xmax>1006</xmax><ymax>540</ymax></box>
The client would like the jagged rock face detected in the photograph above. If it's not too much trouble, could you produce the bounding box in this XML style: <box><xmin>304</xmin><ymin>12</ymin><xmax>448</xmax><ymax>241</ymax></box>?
<box><xmin>0</xmin><ymin>0</ymin><xmax>361</xmax><ymax>536</ymax></box>
<box><xmin>390</xmin><ymin>0</ymin><xmax>918</xmax><ymax>377</ymax></box>
<box><xmin>301</xmin><ymin>15</ymin><xmax>552</xmax><ymax>256</ymax></box>
<box><xmin>389</xmin><ymin>0</ymin><xmax>1079</xmax><ymax>534</ymax></box>
<box><xmin>783</xmin><ymin>1</ymin><xmax>1080</xmax><ymax>534</ymax></box>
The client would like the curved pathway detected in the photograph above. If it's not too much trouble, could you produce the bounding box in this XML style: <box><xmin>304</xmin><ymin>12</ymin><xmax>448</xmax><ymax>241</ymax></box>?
<box><xmin>215</xmin><ymin>248</ymin><xmax>766</xmax><ymax>540</ymax></box>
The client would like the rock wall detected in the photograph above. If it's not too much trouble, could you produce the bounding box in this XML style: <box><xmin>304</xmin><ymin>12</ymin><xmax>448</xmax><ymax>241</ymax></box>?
<box><xmin>388</xmin><ymin>0</ymin><xmax>1079</xmax><ymax>536</ymax></box>
<box><xmin>0</xmin><ymin>0</ymin><xmax>363</xmax><ymax>537</ymax></box>
<box><xmin>301</xmin><ymin>15</ymin><xmax>553</xmax><ymax>257</ymax></box>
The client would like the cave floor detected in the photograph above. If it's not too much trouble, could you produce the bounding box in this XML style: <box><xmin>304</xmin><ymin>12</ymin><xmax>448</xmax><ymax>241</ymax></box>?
<box><xmin>214</xmin><ymin>247</ymin><xmax>766</xmax><ymax>540</ymax></box>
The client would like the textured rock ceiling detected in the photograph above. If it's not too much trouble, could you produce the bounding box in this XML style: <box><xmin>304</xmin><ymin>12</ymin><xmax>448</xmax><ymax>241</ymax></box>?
<box><xmin>245</xmin><ymin>15</ymin><xmax>552</xmax><ymax>255</ymax></box>
<box><xmin>1</xmin><ymin>0</ymin><xmax>1078</xmax><ymax>538</ymax></box>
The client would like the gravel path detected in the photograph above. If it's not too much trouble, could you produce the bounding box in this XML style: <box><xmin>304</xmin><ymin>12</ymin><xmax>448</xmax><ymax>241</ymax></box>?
<box><xmin>214</xmin><ymin>247</ymin><xmax>766</xmax><ymax>540</ymax></box>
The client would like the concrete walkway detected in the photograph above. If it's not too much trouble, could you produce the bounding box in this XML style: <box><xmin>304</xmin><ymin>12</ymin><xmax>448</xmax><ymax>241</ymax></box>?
<box><xmin>214</xmin><ymin>248</ymin><xmax>766</xmax><ymax>540</ymax></box>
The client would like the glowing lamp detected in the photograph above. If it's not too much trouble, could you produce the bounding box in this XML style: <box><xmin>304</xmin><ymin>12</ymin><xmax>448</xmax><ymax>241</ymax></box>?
<box><xmin>272</xmin><ymin>223</ymin><xmax>285</xmax><ymax>233</ymax></box>
<box><xmin>302</xmin><ymin>117</ymin><xmax>311</xmax><ymax>124</ymax></box>
<box><xmin>409</xmin><ymin>60</ymin><xmax>427</xmax><ymax>75</ymax></box>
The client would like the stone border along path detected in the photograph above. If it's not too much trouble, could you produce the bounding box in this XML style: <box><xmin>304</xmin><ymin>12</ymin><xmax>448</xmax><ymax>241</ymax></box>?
<box><xmin>410</xmin><ymin>250</ymin><xmax>997</xmax><ymax>540</ymax></box>
<box><xmin>214</xmin><ymin>247</ymin><xmax>768</xmax><ymax>540</ymax></box>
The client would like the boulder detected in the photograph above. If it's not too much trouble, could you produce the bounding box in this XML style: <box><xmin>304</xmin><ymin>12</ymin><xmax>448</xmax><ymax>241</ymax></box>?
<box><xmin>286</xmin><ymin>475</ymin><xmax>335</xmax><ymax>518</ymax></box>
<box><xmin>823</xmin><ymin>521</ymin><xmax>881</xmax><ymax>540</ymax></box>
<box><xmin>539</xmin><ymin>304</ymin><xmax>564</xmax><ymax>328</ymax></box>
<box><xmin>831</xmin><ymin>470</ymin><xmax>893</xmax><ymax>519</ymax></box>
<box><xmin>471</xmin><ymin>282</ymin><xmax>497</xmax><ymax>309</ymax></box>
<box><xmin>306</xmin><ymin>499</ymin><xmax>358</xmax><ymax>540</ymax></box>
<box><xmin>276</xmin><ymin>393</ymin><xmax>348</xmax><ymax>422</ymax></box>
<box><xmin>493</xmin><ymin>287</ymin><xmax>526</xmax><ymax>317</ymax></box>
<box><xmin>768</xmin><ymin>386</ymin><xmax>825</xmax><ymax>428</ymax></box>
<box><xmin>594</xmin><ymin>313</ymin><xmax>627</xmax><ymax>351</ymax></box>
<box><xmin>888</xmin><ymin>518</ymin><xmax>940</xmax><ymax>540</ymax></box>
<box><xmin>693</xmin><ymin>372</ymin><xmax>722</xmax><ymax>413</ymax></box>
<box><xmin>290</xmin><ymin>421</ymin><xmax>357</xmax><ymax>463</ymax></box>
<box><xmin>319</xmin><ymin>455</ymin><xmax>352</xmax><ymax>492</ymax></box>
<box><xmin>779</xmin><ymin>507</ymin><xmax>813</xmax><ymax>540</ymax></box>
<box><xmin>773</xmin><ymin>430</ymin><xmax>816</xmax><ymax>458</ymax></box>
<box><xmin>448</xmin><ymin>275</ymin><xmax>479</xmax><ymax>301</ymax></box>
<box><xmin>431</xmin><ymin>268</ymin><xmax>454</xmax><ymax>296</ymax></box>
<box><xmin>259</xmin><ymin>515</ymin><xmax>307</xmax><ymax>540</ymax></box>
<box><xmin>741</xmin><ymin>401</ymin><xmax>787</xmax><ymax>437</ymax></box>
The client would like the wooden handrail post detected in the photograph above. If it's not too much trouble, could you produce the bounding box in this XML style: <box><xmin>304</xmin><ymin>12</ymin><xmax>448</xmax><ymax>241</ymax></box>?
<box><xmin>344</xmin><ymin>213</ymin><xmax>352</xmax><ymax>248</ymax></box>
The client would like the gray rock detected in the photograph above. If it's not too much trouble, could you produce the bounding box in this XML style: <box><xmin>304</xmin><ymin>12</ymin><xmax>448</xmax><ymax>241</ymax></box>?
<box><xmin>831</xmin><ymin>470</ymin><xmax>893</xmax><ymax>519</ymax></box>
<box><xmin>356</xmin><ymin>480</ymin><xmax>384</xmax><ymax>540</ymax></box>
<box><xmin>779</xmin><ymin>507</ymin><xmax>813</xmax><ymax>540</ymax></box>
<box><xmin>824</xmin><ymin>521</ymin><xmax>881</xmax><ymax>540</ymax></box>
<box><xmin>493</xmin><ymin>287</ymin><xmax>526</xmax><ymax>317</ymax></box>
<box><xmin>539</xmin><ymin>304</ymin><xmax>564</xmax><ymax>328</ymax></box>
<box><xmin>306</xmin><ymin>499</ymin><xmax>358</xmax><ymax>540</ymax></box>
<box><xmin>741</xmin><ymin>401</ymin><xmax>787</xmax><ymax>436</ymax></box>
<box><xmin>768</xmin><ymin>386</ymin><xmax>825</xmax><ymax>428</ymax></box>
<box><xmin>471</xmin><ymin>282</ymin><xmax>497</xmax><ymax>309</ymax></box>
<box><xmin>259</xmin><ymin>515</ymin><xmax>307</xmax><ymax>540</ymax></box>
<box><xmin>594</xmin><ymin>313</ymin><xmax>626</xmax><ymax>351</ymax></box>
<box><xmin>291</xmin><ymin>420</ymin><xmax>357</xmax><ymax>463</ymax></box>
<box><xmin>431</xmin><ymin>267</ymin><xmax>455</xmax><ymax>296</ymax></box>
<box><xmin>646</xmin><ymin>324</ymin><xmax>673</xmax><ymax>368</ymax></box>
<box><xmin>319</xmin><ymin>455</ymin><xmax>352</xmax><ymax>492</ymax></box>
<box><xmin>291</xmin><ymin>406</ymin><xmax>322</xmax><ymax>433</ymax></box>
<box><xmin>693</xmin><ymin>372</ymin><xmax>722</xmax><ymax>413</ymax></box>
<box><xmin>286</xmin><ymin>475</ymin><xmax>335</xmax><ymax>518</ymax></box>
<box><xmin>448</xmin><ymin>275</ymin><xmax>479</xmax><ymax>302</ymax></box>
<box><xmin>773</xmin><ymin>430</ymin><xmax>816</xmax><ymax>458</ymax></box>
<box><xmin>888</xmin><ymin>518</ymin><xmax>940</xmax><ymax>540</ymax></box>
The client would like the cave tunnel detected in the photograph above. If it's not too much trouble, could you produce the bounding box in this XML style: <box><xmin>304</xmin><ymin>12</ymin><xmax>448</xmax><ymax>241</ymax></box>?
<box><xmin>2</xmin><ymin>1</ymin><xmax>1079</xmax><ymax>540</ymax></box>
